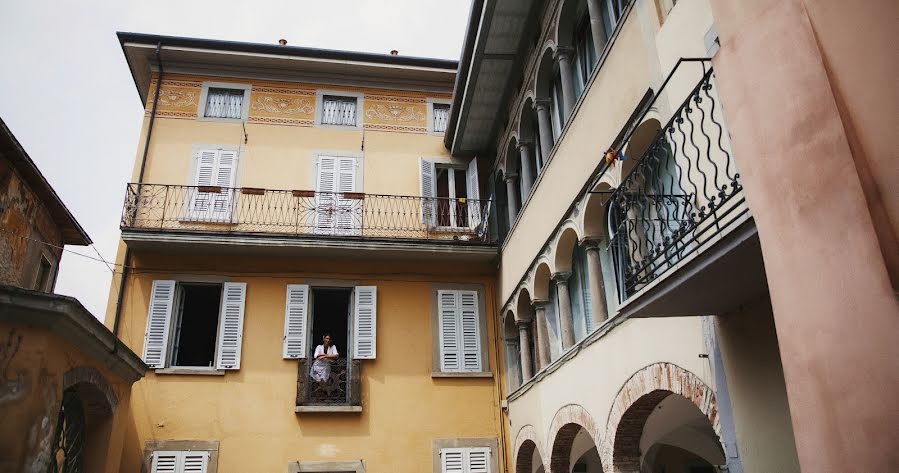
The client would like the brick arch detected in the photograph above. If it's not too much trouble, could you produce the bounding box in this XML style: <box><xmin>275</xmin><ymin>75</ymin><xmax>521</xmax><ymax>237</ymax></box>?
<box><xmin>604</xmin><ymin>363</ymin><xmax>720</xmax><ymax>473</ymax></box>
<box><xmin>515</xmin><ymin>424</ymin><xmax>548</xmax><ymax>473</ymax></box>
<box><xmin>62</xmin><ymin>366</ymin><xmax>118</xmax><ymax>416</ymax></box>
<box><xmin>546</xmin><ymin>404</ymin><xmax>606</xmax><ymax>473</ymax></box>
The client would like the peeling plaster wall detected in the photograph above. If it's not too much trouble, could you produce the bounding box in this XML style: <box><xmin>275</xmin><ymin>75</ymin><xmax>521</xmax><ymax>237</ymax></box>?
<box><xmin>0</xmin><ymin>323</ymin><xmax>133</xmax><ymax>473</ymax></box>
<box><xmin>0</xmin><ymin>154</ymin><xmax>63</xmax><ymax>289</ymax></box>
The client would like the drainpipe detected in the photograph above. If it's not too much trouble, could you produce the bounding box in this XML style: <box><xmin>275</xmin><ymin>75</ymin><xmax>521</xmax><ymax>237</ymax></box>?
<box><xmin>113</xmin><ymin>42</ymin><xmax>163</xmax><ymax>337</ymax></box>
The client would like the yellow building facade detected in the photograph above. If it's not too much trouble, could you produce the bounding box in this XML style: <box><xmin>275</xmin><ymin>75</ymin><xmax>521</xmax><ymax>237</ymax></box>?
<box><xmin>108</xmin><ymin>36</ymin><xmax>504</xmax><ymax>473</ymax></box>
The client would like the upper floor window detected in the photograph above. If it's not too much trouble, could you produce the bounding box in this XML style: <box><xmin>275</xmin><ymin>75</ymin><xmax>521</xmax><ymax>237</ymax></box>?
<box><xmin>197</xmin><ymin>82</ymin><xmax>251</xmax><ymax>121</ymax></box>
<box><xmin>150</xmin><ymin>450</ymin><xmax>210</xmax><ymax>473</ymax></box>
<box><xmin>440</xmin><ymin>446</ymin><xmax>491</xmax><ymax>473</ymax></box>
<box><xmin>419</xmin><ymin>158</ymin><xmax>481</xmax><ymax>230</ymax></box>
<box><xmin>435</xmin><ymin>288</ymin><xmax>486</xmax><ymax>374</ymax></box>
<box><xmin>321</xmin><ymin>95</ymin><xmax>358</xmax><ymax>126</ymax></box>
<box><xmin>602</xmin><ymin>0</ymin><xmax>628</xmax><ymax>37</ymax></box>
<box><xmin>33</xmin><ymin>254</ymin><xmax>56</xmax><ymax>293</ymax></box>
<box><xmin>433</xmin><ymin>103</ymin><xmax>450</xmax><ymax>132</ymax></box>
<box><xmin>573</xmin><ymin>13</ymin><xmax>598</xmax><ymax>95</ymax></box>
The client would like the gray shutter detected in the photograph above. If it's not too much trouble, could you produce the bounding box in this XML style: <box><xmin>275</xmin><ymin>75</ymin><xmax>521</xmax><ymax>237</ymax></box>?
<box><xmin>419</xmin><ymin>158</ymin><xmax>437</xmax><ymax>226</ymax></box>
<box><xmin>438</xmin><ymin>290</ymin><xmax>461</xmax><ymax>371</ymax></box>
<box><xmin>459</xmin><ymin>290</ymin><xmax>483</xmax><ymax>372</ymax></box>
<box><xmin>142</xmin><ymin>280</ymin><xmax>176</xmax><ymax>368</ymax></box>
<box><xmin>353</xmin><ymin>286</ymin><xmax>377</xmax><ymax>359</ymax></box>
<box><xmin>283</xmin><ymin>284</ymin><xmax>310</xmax><ymax>359</ymax></box>
<box><xmin>466</xmin><ymin>157</ymin><xmax>481</xmax><ymax>230</ymax></box>
<box><xmin>216</xmin><ymin>282</ymin><xmax>246</xmax><ymax>370</ymax></box>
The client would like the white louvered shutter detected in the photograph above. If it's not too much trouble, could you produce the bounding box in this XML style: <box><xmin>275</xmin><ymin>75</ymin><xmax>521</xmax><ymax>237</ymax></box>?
<box><xmin>441</xmin><ymin>448</ymin><xmax>465</xmax><ymax>473</ymax></box>
<box><xmin>142</xmin><ymin>280</ymin><xmax>176</xmax><ymax>368</ymax></box>
<box><xmin>181</xmin><ymin>451</ymin><xmax>209</xmax><ymax>473</ymax></box>
<box><xmin>466</xmin><ymin>157</ymin><xmax>481</xmax><ymax>230</ymax></box>
<box><xmin>353</xmin><ymin>286</ymin><xmax>377</xmax><ymax>359</ymax></box>
<box><xmin>467</xmin><ymin>447</ymin><xmax>490</xmax><ymax>473</ymax></box>
<box><xmin>315</xmin><ymin>156</ymin><xmax>337</xmax><ymax>232</ymax></box>
<box><xmin>216</xmin><ymin>282</ymin><xmax>246</xmax><ymax>370</ymax></box>
<box><xmin>336</xmin><ymin>157</ymin><xmax>359</xmax><ymax>235</ymax></box>
<box><xmin>438</xmin><ymin>290</ymin><xmax>460</xmax><ymax>371</ymax></box>
<box><xmin>188</xmin><ymin>150</ymin><xmax>217</xmax><ymax>220</ymax></box>
<box><xmin>209</xmin><ymin>149</ymin><xmax>237</xmax><ymax>222</ymax></box>
<box><xmin>283</xmin><ymin>284</ymin><xmax>310</xmax><ymax>359</ymax></box>
<box><xmin>420</xmin><ymin>158</ymin><xmax>437</xmax><ymax>226</ymax></box>
<box><xmin>150</xmin><ymin>451</ymin><xmax>179</xmax><ymax>473</ymax></box>
<box><xmin>459</xmin><ymin>290</ymin><xmax>482</xmax><ymax>372</ymax></box>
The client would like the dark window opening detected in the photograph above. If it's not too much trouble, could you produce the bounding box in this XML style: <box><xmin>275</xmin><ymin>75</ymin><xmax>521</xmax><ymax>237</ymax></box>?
<box><xmin>35</xmin><ymin>256</ymin><xmax>54</xmax><ymax>292</ymax></box>
<box><xmin>435</xmin><ymin>166</ymin><xmax>469</xmax><ymax>227</ymax></box>
<box><xmin>171</xmin><ymin>284</ymin><xmax>222</xmax><ymax>367</ymax></box>
<box><xmin>310</xmin><ymin>288</ymin><xmax>351</xmax><ymax>358</ymax></box>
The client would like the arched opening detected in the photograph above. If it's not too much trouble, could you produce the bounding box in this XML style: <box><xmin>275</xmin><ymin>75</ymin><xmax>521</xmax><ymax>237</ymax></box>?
<box><xmin>613</xmin><ymin>392</ymin><xmax>724</xmax><ymax>473</ymax></box>
<box><xmin>503</xmin><ymin>310</ymin><xmax>523</xmax><ymax>392</ymax></box>
<box><xmin>535</xmin><ymin>47</ymin><xmax>565</xmax><ymax>140</ymax></box>
<box><xmin>516</xmin><ymin>289</ymin><xmax>538</xmax><ymax>378</ymax></box>
<box><xmin>582</xmin><ymin>182</ymin><xmax>619</xmax><ymax>313</ymax></box>
<box><xmin>569</xmin><ymin>241</ymin><xmax>593</xmax><ymax>339</ymax></box>
<box><xmin>519</xmin><ymin>97</ymin><xmax>544</xmax><ymax>177</ymax></box>
<box><xmin>517</xmin><ymin>439</ymin><xmax>546</xmax><ymax>473</ymax></box>
<box><xmin>558</xmin><ymin>0</ymin><xmax>599</xmax><ymax>98</ymax></box>
<box><xmin>494</xmin><ymin>169</ymin><xmax>510</xmax><ymax>239</ymax></box>
<box><xmin>50</xmin><ymin>371</ymin><xmax>117</xmax><ymax>473</ymax></box>
<box><xmin>551</xmin><ymin>423</ymin><xmax>604</xmax><ymax>473</ymax></box>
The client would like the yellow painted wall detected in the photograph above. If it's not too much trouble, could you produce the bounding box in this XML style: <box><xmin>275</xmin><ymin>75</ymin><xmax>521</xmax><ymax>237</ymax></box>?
<box><xmin>115</xmin><ymin>252</ymin><xmax>504</xmax><ymax>472</ymax></box>
<box><xmin>0</xmin><ymin>323</ymin><xmax>134</xmax><ymax>473</ymax></box>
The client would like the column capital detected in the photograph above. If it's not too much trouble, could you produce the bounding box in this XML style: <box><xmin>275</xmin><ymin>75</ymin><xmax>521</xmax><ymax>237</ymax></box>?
<box><xmin>580</xmin><ymin>238</ymin><xmax>604</xmax><ymax>250</ymax></box>
<box><xmin>517</xmin><ymin>140</ymin><xmax>535</xmax><ymax>151</ymax></box>
<box><xmin>516</xmin><ymin>320</ymin><xmax>531</xmax><ymax>329</ymax></box>
<box><xmin>554</xmin><ymin>46</ymin><xmax>575</xmax><ymax>61</ymax></box>
<box><xmin>531</xmin><ymin>298</ymin><xmax>549</xmax><ymax>309</ymax></box>
<box><xmin>552</xmin><ymin>271</ymin><xmax>572</xmax><ymax>283</ymax></box>
<box><xmin>534</xmin><ymin>98</ymin><xmax>552</xmax><ymax>111</ymax></box>
<box><xmin>504</xmin><ymin>172</ymin><xmax>519</xmax><ymax>182</ymax></box>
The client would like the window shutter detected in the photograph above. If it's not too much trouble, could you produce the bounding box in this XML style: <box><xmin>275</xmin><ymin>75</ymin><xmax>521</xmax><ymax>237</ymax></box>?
<box><xmin>441</xmin><ymin>448</ymin><xmax>465</xmax><ymax>473</ymax></box>
<box><xmin>188</xmin><ymin>150</ymin><xmax>217</xmax><ymax>219</ymax></box>
<box><xmin>210</xmin><ymin>149</ymin><xmax>237</xmax><ymax>221</ymax></box>
<box><xmin>467</xmin><ymin>447</ymin><xmax>491</xmax><ymax>473</ymax></box>
<box><xmin>181</xmin><ymin>451</ymin><xmax>209</xmax><ymax>473</ymax></box>
<box><xmin>459</xmin><ymin>290</ymin><xmax>483</xmax><ymax>372</ymax></box>
<box><xmin>283</xmin><ymin>284</ymin><xmax>310</xmax><ymax>359</ymax></box>
<box><xmin>142</xmin><ymin>280</ymin><xmax>176</xmax><ymax>368</ymax></box>
<box><xmin>336</xmin><ymin>157</ymin><xmax>360</xmax><ymax>234</ymax></box>
<box><xmin>150</xmin><ymin>451</ymin><xmax>179</xmax><ymax>473</ymax></box>
<box><xmin>466</xmin><ymin>157</ymin><xmax>481</xmax><ymax>230</ymax></box>
<box><xmin>419</xmin><ymin>158</ymin><xmax>437</xmax><ymax>226</ymax></box>
<box><xmin>438</xmin><ymin>290</ymin><xmax>460</xmax><ymax>371</ymax></box>
<box><xmin>216</xmin><ymin>282</ymin><xmax>247</xmax><ymax>370</ymax></box>
<box><xmin>353</xmin><ymin>286</ymin><xmax>377</xmax><ymax>359</ymax></box>
<box><xmin>315</xmin><ymin>156</ymin><xmax>337</xmax><ymax>231</ymax></box>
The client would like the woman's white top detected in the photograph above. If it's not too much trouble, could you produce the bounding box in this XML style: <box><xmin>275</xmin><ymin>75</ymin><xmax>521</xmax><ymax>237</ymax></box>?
<box><xmin>314</xmin><ymin>345</ymin><xmax>339</xmax><ymax>358</ymax></box>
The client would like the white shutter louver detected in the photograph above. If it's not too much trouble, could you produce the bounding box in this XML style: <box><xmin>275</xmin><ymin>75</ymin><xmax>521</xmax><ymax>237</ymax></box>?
<box><xmin>441</xmin><ymin>448</ymin><xmax>465</xmax><ymax>473</ymax></box>
<box><xmin>283</xmin><ymin>284</ymin><xmax>310</xmax><ymax>359</ymax></box>
<box><xmin>142</xmin><ymin>280</ymin><xmax>176</xmax><ymax>368</ymax></box>
<box><xmin>467</xmin><ymin>447</ymin><xmax>490</xmax><ymax>473</ymax></box>
<box><xmin>438</xmin><ymin>290</ymin><xmax>460</xmax><ymax>371</ymax></box>
<box><xmin>210</xmin><ymin>149</ymin><xmax>237</xmax><ymax>222</ymax></box>
<box><xmin>466</xmin><ymin>157</ymin><xmax>481</xmax><ymax>230</ymax></box>
<box><xmin>353</xmin><ymin>286</ymin><xmax>377</xmax><ymax>359</ymax></box>
<box><xmin>420</xmin><ymin>158</ymin><xmax>437</xmax><ymax>226</ymax></box>
<box><xmin>315</xmin><ymin>156</ymin><xmax>337</xmax><ymax>232</ymax></box>
<box><xmin>459</xmin><ymin>290</ymin><xmax>482</xmax><ymax>372</ymax></box>
<box><xmin>181</xmin><ymin>451</ymin><xmax>209</xmax><ymax>473</ymax></box>
<box><xmin>336</xmin><ymin>157</ymin><xmax>360</xmax><ymax>235</ymax></box>
<box><xmin>150</xmin><ymin>451</ymin><xmax>179</xmax><ymax>473</ymax></box>
<box><xmin>216</xmin><ymin>282</ymin><xmax>246</xmax><ymax>370</ymax></box>
<box><xmin>188</xmin><ymin>150</ymin><xmax>217</xmax><ymax>219</ymax></box>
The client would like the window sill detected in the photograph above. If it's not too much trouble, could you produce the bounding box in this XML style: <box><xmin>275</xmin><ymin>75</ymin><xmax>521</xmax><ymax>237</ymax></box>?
<box><xmin>431</xmin><ymin>371</ymin><xmax>493</xmax><ymax>378</ymax></box>
<box><xmin>295</xmin><ymin>405</ymin><xmax>362</xmax><ymax>413</ymax></box>
<box><xmin>155</xmin><ymin>368</ymin><xmax>226</xmax><ymax>376</ymax></box>
<box><xmin>433</xmin><ymin>226</ymin><xmax>476</xmax><ymax>234</ymax></box>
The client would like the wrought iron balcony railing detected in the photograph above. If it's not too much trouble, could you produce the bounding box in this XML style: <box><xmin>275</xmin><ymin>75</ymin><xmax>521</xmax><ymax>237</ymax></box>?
<box><xmin>296</xmin><ymin>357</ymin><xmax>360</xmax><ymax>408</ymax></box>
<box><xmin>121</xmin><ymin>183</ymin><xmax>495</xmax><ymax>243</ymax></box>
<box><xmin>608</xmin><ymin>66</ymin><xmax>747</xmax><ymax>301</ymax></box>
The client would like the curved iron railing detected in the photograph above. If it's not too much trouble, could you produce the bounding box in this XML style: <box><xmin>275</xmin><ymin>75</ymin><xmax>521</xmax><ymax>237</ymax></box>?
<box><xmin>121</xmin><ymin>183</ymin><xmax>495</xmax><ymax>243</ymax></box>
<box><xmin>608</xmin><ymin>66</ymin><xmax>747</xmax><ymax>301</ymax></box>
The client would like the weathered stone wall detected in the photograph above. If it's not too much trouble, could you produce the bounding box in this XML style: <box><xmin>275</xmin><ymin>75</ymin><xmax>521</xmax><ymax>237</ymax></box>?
<box><xmin>0</xmin><ymin>154</ymin><xmax>63</xmax><ymax>289</ymax></box>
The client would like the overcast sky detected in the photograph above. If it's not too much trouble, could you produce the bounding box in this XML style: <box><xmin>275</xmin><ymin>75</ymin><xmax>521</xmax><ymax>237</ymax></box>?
<box><xmin>0</xmin><ymin>0</ymin><xmax>472</xmax><ymax>318</ymax></box>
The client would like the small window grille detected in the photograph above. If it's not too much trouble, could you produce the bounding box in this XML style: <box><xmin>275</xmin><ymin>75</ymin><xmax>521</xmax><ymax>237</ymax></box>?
<box><xmin>433</xmin><ymin>103</ymin><xmax>450</xmax><ymax>133</ymax></box>
<box><xmin>204</xmin><ymin>88</ymin><xmax>245</xmax><ymax>119</ymax></box>
<box><xmin>321</xmin><ymin>95</ymin><xmax>358</xmax><ymax>126</ymax></box>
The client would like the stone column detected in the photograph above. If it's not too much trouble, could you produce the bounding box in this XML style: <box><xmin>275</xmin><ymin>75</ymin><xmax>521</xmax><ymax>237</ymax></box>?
<box><xmin>586</xmin><ymin>0</ymin><xmax>608</xmax><ymax>58</ymax></box>
<box><xmin>553</xmin><ymin>272</ymin><xmax>576</xmax><ymax>349</ymax></box>
<box><xmin>535</xmin><ymin>99</ymin><xmax>555</xmax><ymax>160</ymax></box>
<box><xmin>516</xmin><ymin>321</ymin><xmax>533</xmax><ymax>381</ymax></box>
<box><xmin>518</xmin><ymin>141</ymin><xmax>536</xmax><ymax>201</ymax></box>
<box><xmin>583</xmin><ymin>240</ymin><xmax>610</xmax><ymax>326</ymax></box>
<box><xmin>533</xmin><ymin>300</ymin><xmax>551</xmax><ymax>369</ymax></box>
<box><xmin>555</xmin><ymin>47</ymin><xmax>577</xmax><ymax>119</ymax></box>
<box><xmin>504</xmin><ymin>173</ymin><xmax>520</xmax><ymax>224</ymax></box>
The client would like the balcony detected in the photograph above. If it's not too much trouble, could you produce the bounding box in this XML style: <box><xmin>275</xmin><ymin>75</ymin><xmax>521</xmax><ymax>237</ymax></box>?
<box><xmin>609</xmin><ymin>64</ymin><xmax>767</xmax><ymax>318</ymax></box>
<box><xmin>295</xmin><ymin>358</ymin><xmax>361</xmax><ymax>413</ymax></box>
<box><xmin>119</xmin><ymin>184</ymin><xmax>497</xmax><ymax>261</ymax></box>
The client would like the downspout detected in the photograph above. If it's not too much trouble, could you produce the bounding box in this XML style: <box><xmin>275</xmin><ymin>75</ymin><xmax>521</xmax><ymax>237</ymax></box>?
<box><xmin>113</xmin><ymin>42</ymin><xmax>163</xmax><ymax>337</ymax></box>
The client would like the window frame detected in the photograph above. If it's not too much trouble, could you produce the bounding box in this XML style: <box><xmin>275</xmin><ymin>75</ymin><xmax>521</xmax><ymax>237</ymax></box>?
<box><xmin>426</xmin><ymin>98</ymin><xmax>452</xmax><ymax>135</ymax></box>
<box><xmin>432</xmin><ymin>439</ymin><xmax>498</xmax><ymax>473</ymax></box>
<box><xmin>197</xmin><ymin>82</ymin><xmax>252</xmax><ymax>122</ymax></box>
<box><xmin>430</xmin><ymin>284</ymin><xmax>492</xmax><ymax>377</ymax></box>
<box><xmin>434</xmin><ymin>164</ymin><xmax>469</xmax><ymax>230</ymax></box>
<box><xmin>314</xmin><ymin>90</ymin><xmax>364</xmax><ymax>129</ymax></box>
<box><xmin>168</xmin><ymin>282</ymin><xmax>224</xmax><ymax>370</ymax></box>
<box><xmin>144</xmin><ymin>440</ymin><xmax>219</xmax><ymax>473</ymax></box>
<box><xmin>32</xmin><ymin>251</ymin><xmax>57</xmax><ymax>293</ymax></box>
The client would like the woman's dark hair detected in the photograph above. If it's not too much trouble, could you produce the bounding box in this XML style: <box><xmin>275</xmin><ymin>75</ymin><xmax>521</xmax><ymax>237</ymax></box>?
<box><xmin>322</xmin><ymin>332</ymin><xmax>332</xmax><ymax>339</ymax></box>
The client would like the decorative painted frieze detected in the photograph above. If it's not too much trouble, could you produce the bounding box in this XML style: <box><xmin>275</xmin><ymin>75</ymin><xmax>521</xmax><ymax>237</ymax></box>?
<box><xmin>145</xmin><ymin>79</ymin><xmax>202</xmax><ymax>119</ymax></box>
<box><xmin>248</xmin><ymin>87</ymin><xmax>315</xmax><ymax>126</ymax></box>
<box><xmin>363</xmin><ymin>95</ymin><xmax>427</xmax><ymax>133</ymax></box>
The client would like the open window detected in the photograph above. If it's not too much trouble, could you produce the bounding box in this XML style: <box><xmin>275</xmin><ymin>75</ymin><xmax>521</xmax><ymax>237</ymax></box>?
<box><xmin>419</xmin><ymin>157</ymin><xmax>481</xmax><ymax>231</ymax></box>
<box><xmin>141</xmin><ymin>280</ymin><xmax>246</xmax><ymax>371</ymax></box>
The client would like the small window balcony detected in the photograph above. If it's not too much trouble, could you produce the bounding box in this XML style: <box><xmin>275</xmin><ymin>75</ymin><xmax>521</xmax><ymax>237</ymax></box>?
<box><xmin>295</xmin><ymin>357</ymin><xmax>361</xmax><ymax>413</ymax></box>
